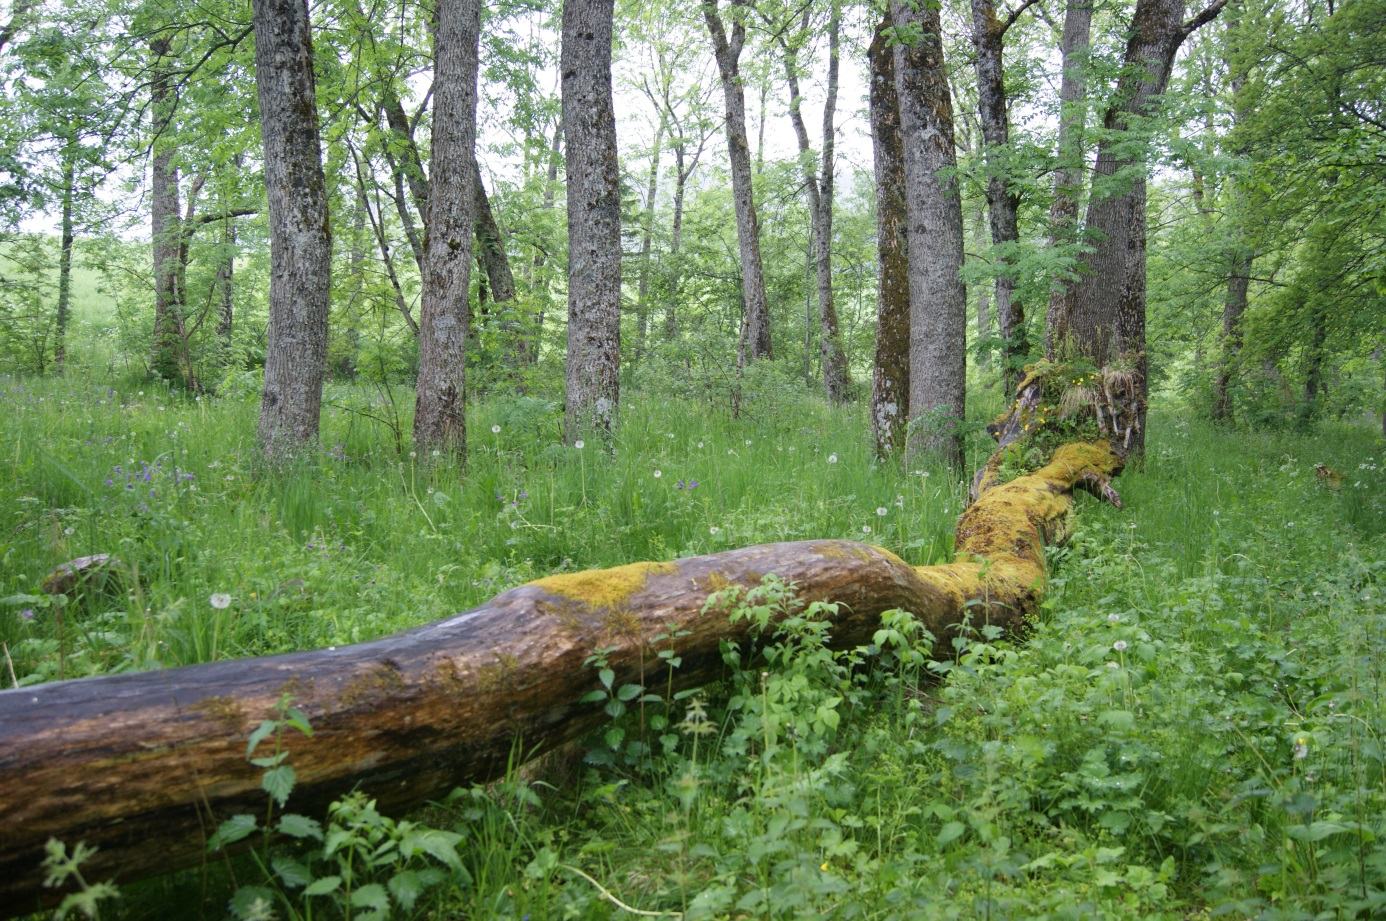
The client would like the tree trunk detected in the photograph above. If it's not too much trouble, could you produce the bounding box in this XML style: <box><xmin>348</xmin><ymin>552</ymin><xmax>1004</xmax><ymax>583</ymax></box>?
<box><xmin>868</xmin><ymin>15</ymin><xmax>910</xmax><ymax>457</ymax></box>
<box><xmin>1060</xmin><ymin>0</ymin><xmax>1227</xmax><ymax>457</ymax></box>
<box><xmin>149</xmin><ymin>37</ymin><xmax>184</xmax><ymax>386</ymax></box>
<box><xmin>634</xmin><ymin>119</ymin><xmax>665</xmax><ymax>365</ymax></box>
<box><xmin>253</xmin><ymin>0</ymin><xmax>332</xmax><ymax>461</ymax></box>
<box><xmin>0</xmin><ymin>434</ymin><xmax>1124</xmax><ymax>915</ymax></box>
<box><xmin>54</xmin><ymin>145</ymin><xmax>74</xmax><ymax>373</ymax></box>
<box><xmin>703</xmin><ymin>0</ymin><xmax>772</xmax><ymax>360</ymax></box>
<box><xmin>892</xmin><ymin>0</ymin><xmax>968</xmax><ymax>468</ymax></box>
<box><xmin>780</xmin><ymin>3</ymin><xmax>851</xmax><ymax>403</ymax></box>
<box><xmin>969</xmin><ymin>0</ymin><xmax>1026</xmax><ymax>388</ymax></box>
<box><xmin>1044</xmin><ymin>0</ymin><xmax>1093</xmax><ymax>354</ymax></box>
<box><xmin>413</xmin><ymin>0</ymin><xmax>481</xmax><ymax>455</ymax></box>
<box><xmin>214</xmin><ymin>219</ymin><xmax>236</xmax><ymax>354</ymax></box>
<box><xmin>473</xmin><ymin>161</ymin><xmax>515</xmax><ymax>306</ymax></box>
<box><xmin>562</xmin><ymin>0</ymin><xmax>622</xmax><ymax>440</ymax></box>
<box><xmin>1211</xmin><ymin>28</ymin><xmax>1252</xmax><ymax>425</ymax></box>
<box><xmin>529</xmin><ymin>123</ymin><xmax>563</xmax><ymax>361</ymax></box>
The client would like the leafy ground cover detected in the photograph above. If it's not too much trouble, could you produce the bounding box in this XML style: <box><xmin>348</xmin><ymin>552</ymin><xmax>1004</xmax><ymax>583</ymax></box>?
<box><xmin>3</xmin><ymin>372</ymin><xmax>1384</xmax><ymax>920</ymax></box>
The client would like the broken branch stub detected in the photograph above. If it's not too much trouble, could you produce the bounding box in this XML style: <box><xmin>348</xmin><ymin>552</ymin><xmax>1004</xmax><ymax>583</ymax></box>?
<box><xmin>0</xmin><ymin>441</ymin><xmax>1121</xmax><ymax>915</ymax></box>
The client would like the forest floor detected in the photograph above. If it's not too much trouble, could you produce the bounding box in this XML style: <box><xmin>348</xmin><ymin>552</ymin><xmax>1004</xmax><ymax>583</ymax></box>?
<box><xmin>2</xmin><ymin>368</ymin><xmax>1384</xmax><ymax>920</ymax></box>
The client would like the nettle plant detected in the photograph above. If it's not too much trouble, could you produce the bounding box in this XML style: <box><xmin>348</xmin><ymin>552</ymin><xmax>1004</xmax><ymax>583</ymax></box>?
<box><xmin>210</xmin><ymin>694</ymin><xmax>465</xmax><ymax>920</ymax></box>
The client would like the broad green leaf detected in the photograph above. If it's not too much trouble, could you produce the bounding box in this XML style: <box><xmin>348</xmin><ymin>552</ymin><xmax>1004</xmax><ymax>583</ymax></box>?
<box><xmin>208</xmin><ymin>814</ymin><xmax>257</xmax><ymax>851</ymax></box>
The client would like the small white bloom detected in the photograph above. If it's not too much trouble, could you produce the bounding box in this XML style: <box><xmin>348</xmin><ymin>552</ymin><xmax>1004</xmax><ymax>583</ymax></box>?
<box><xmin>921</xmin><ymin>471</ymin><xmax>930</xmax><ymax>478</ymax></box>
<box><xmin>653</xmin><ymin>470</ymin><xmax>662</xmax><ymax>478</ymax></box>
<box><xmin>63</xmin><ymin>527</ymin><xmax>74</xmax><ymax>536</ymax></box>
<box><xmin>431</xmin><ymin>449</ymin><xmax>440</xmax><ymax>457</ymax></box>
<box><xmin>745</xmin><ymin>439</ymin><xmax>752</xmax><ymax>446</ymax></box>
<box><xmin>710</xmin><ymin>526</ymin><xmax>719</xmax><ymax>535</ymax></box>
<box><xmin>828</xmin><ymin>454</ymin><xmax>838</xmax><ymax>464</ymax></box>
<box><xmin>1113</xmin><ymin>640</ymin><xmax>1128</xmax><ymax>651</ymax></box>
<box><xmin>876</xmin><ymin>507</ymin><xmax>888</xmax><ymax>517</ymax></box>
<box><xmin>1294</xmin><ymin>736</ymin><xmax>1308</xmax><ymax>760</ymax></box>
<box><xmin>409</xmin><ymin>451</ymin><xmax>417</xmax><ymax>458</ymax></box>
<box><xmin>1108</xmin><ymin>613</ymin><xmax>1120</xmax><ymax>623</ymax></box>
<box><xmin>862</xmin><ymin>525</ymin><xmax>872</xmax><ymax>534</ymax></box>
<box><xmin>492</xmin><ymin>424</ymin><xmax>501</xmax><ymax>434</ymax></box>
<box><xmin>574</xmin><ymin>440</ymin><xmax>585</xmax><ymax>449</ymax></box>
<box><xmin>209</xmin><ymin>593</ymin><xmax>232</xmax><ymax>610</ymax></box>
<box><xmin>698</xmin><ymin>441</ymin><xmax>704</xmax><ymax>448</ymax></box>
<box><xmin>666</xmin><ymin>433</ymin><xmax>674</xmax><ymax>439</ymax></box>
<box><xmin>1106</xmin><ymin>661</ymin><xmax>1120</xmax><ymax>669</ymax></box>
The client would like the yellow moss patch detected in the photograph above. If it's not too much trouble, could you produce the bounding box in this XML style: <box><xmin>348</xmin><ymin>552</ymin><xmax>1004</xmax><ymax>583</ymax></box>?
<box><xmin>810</xmin><ymin>542</ymin><xmax>878</xmax><ymax>564</ymax></box>
<box><xmin>531</xmin><ymin>561</ymin><xmax>680</xmax><ymax>610</ymax></box>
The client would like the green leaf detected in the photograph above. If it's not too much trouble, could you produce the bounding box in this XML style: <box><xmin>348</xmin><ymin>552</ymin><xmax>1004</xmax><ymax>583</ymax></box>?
<box><xmin>261</xmin><ymin>764</ymin><xmax>296</xmax><ymax>807</ymax></box>
<box><xmin>277</xmin><ymin>813</ymin><xmax>323</xmax><ymax>841</ymax></box>
<box><xmin>617</xmin><ymin>683</ymin><xmax>642</xmax><ymax>701</ymax></box>
<box><xmin>303</xmin><ymin>875</ymin><xmax>341</xmax><ymax>896</ymax></box>
<box><xmin>351</xmin><ymin>883</ymin><xmax>390</xmax><ymax>911</ymax></box>
<box><xmin>246</xmin><ymin>720</ymin><xmax>276</xmax><ymax>757</ymax></box>
<box><xmin>402</xmin><ymin>828</ymin><xmax>463</xmax><ymax>871</ymax></box>
<box><xmin>937</xmin><ymin>821</ymin><xmax>966</xmax><ymax>847</ymax></box>
<box><xmin>599</xmin><ymin>668</ymin><xmax>615</xmax><ymax>690</ymax></box>
<box><xmin>208</xmin><ymin>814</ymin><xmax>258</xmax><ymax>850</ymax></box>
<box><xmin>271</xmin><ymin>855</ymin><xmax>311</xmax><ymax>888</ymax></box>
<box><xmin>389</xmin><ymin>870</ymin><xmax>425</xmax><ymax>910</ymax></box>
<box><xmin>1097</xmin><ymin>710</ymin><xmax>1135</xmax><ymax>731</ymax></box>
<box><xmin>229</xmin><ymin>886</ymin><xmax>277</xmax><ymax>919</ymax></box>
<box><xmin>1288</xmin><ymin>821</ymin><xmax>1351</xmax><ymax>842</ymax></box>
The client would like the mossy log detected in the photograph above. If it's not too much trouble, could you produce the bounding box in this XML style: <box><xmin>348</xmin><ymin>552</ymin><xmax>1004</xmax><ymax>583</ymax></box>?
<box><xmin>0</xmin><ymin>442</ymin><xmax>1122</xmax><ymax>915</ymax></box>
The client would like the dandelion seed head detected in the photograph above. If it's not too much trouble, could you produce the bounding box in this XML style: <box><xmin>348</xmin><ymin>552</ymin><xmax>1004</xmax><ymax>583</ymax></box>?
<box><xmin>862</xmin><ymin>525</ymin><xmax>871</xmax><ymax>534</ymax></box>
<box><xmin>1113</xmin><ymin>640</ymin><xmax>1128</xmax><ymax>651</ymax></box>
<box><xmin>653</xmin><ymin>470</ymin><xmax>662</xmax><ymax>478</ymax></box>
<box><xmin>209</xmin><ymin>593</ymin><xmax>232</xmax><ymax>610</ymax></box>
<box><xmin>876</xmin><ymin>507</ymin><xmax>888</xmax><ymax>516</ymax></box>
<box><xmin>492</xmin><ymin>425</ymin><xmax>501</xmax><ymax>434</ymax></box>
<box><xmin>574</xmin><ymin>440</ymin><xmax>584</xmax><ymax>449</ymax></box>
<box><xmin>828</xmin><ymin>454</ymin><xmax>838</xmax><ymax>464</ymax></box>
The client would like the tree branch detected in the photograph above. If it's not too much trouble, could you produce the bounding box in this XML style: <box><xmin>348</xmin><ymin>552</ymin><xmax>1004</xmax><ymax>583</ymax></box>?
<box><xmin>1182</xmin><ymin>0</ymin><xmax>1229</xmax><ymax>37</ymax></box>
<box><xmin>1001</xmin><ymin>0</ymin><xmax>1042</xmax><ymax>34</ymax></box>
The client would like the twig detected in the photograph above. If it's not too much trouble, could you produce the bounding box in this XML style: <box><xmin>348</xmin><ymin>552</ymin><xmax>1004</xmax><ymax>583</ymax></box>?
<box><xmin>2</xmin><ymin>641</ymin><xmax>15</xmax><ymax>688</ymax></box>
<box><xmin>560</xmin><ymin>864</ymin><xmax>683</xmax><ymax>918</ymax></box>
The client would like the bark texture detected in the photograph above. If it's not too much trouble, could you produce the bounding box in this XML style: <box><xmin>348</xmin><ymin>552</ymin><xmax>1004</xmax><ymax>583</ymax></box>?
<box><xmin>1044</xmin><ymin>0</ymin><xmax>1093</xmax><ymax>353</ymax></box>
<box><xmin>1211</xmin><ymin>37</ymin><xmax>1252</xmax><ymax>424</ymax></box>
<box><xmin>413</xmin><ymin>0</ymin><xmax>481</xmax><ymax>455</ymax></box>
<box><xmin>969</xmin><ymin>0</ymin><xmax>1026</xmax><ymax>386</ymax></box>
<box><xmin>149</xmin><ymin>37</ymin><xmax>184</xmax><ymax>385</ymax></box>
<box><xmin>1056</xmin><ymin>0</ymin><xmax>1227</xmax><ymax>456</ymax></box>
<box><xmin>780</xmin><ymin>3</ymin><xmax>851</xmax><ymax>403</ymax></box>
<box><xmin>868</xmin><ymin>15</ymin><xmax>910</xmax><ymax>457</ymax></box>
<box><xmin>892</xmin><ymin>0</ymin><xmax>968</xmax><ymax>468</ymax></box>
<box><xmin>562</xmin><ymin>0</ymin><xmax>623</xmax><ymax>440</ymax></box>
<box><xmin>253</xmin><ymin>0</ymin><xmax>332</xmax><ymax>461</ymax></box>
<box><xmin>634</xmin><ymin>118</ymin><xmax>665</xmax><ymax>363</ymax></box>
<box><xmin>0</xmin><ymin>433</ymin><xmax>1123</xmax><ymax>914</ymax></box>
<box><xmin>55</xmin><ymin>147</ymin><xmax>74</xmax><ymax>372</ymax></box>
<box><xmin>703</xmin><ymin>0</ymin><xmax>772</xmax><ymax>360</ymax></box>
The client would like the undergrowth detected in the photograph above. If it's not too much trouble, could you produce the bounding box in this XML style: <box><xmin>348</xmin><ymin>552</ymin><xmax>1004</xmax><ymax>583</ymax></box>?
<box><xmin>4</xmin><ymin>370</ymin><xmax>1384</xmax><ymax>920</ymax></box>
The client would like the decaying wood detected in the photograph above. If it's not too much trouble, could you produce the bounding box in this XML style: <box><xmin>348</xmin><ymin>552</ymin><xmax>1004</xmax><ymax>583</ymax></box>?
<box><xmin>0</xmin><ymin>440</ymin><xmax>1122</xmax><ymax>914</ymax></box>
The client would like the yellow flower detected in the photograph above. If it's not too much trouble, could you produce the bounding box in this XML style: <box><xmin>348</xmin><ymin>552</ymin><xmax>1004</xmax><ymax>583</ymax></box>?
<box><xmin>821</xmin><ymin>861</ymin><xmax>829</xmax><ymax>872</ymax></box>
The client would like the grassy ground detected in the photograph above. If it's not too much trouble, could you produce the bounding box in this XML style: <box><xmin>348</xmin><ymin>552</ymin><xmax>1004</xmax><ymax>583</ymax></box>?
<box><xmin>4</xmin><ymin>370</ymin><xmax>1384</xmax><ymax>920</ymax></box>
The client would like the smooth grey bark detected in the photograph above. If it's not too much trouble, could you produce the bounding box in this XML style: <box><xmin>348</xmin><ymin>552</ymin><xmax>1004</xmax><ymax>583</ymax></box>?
<box><xmin>528</xmin><ymin>122</ymin><xmax>563</xmax><ymax>360</ymax></box>
<box><xmin>149</xmin><ymin>37</ymin><xmax>184</xmax><ymax>385</ymax></box>
<box><xmin>973</xmin><ymin>205</ymin><xmax>992</xmax><ymax>344</ymax></box>
<box><xmin>562</xmin><ymin>0</ymin><xmax>622</xmax><ymax>440</ymax></box>
<box><xmin>969</xmin><ymin>0</ymin><xmax>1029</xmax><ymax>387</ymax></box>
<box><xmin>252</xmin><ymin>0</ymin><xmax>332</xmax><ymax>460</ymax></box>
<box><xmin>413</xmin><ymin>0</ymin><xmax>480</xmax><ymax>454</ymax></box>
<box><xmin>869</xmin><ymin>14</ymin><xmax>910</xmax><ymax>457</ymax></box>
<box><xmin>892</xmin><ymin>0</ymin><xmax>968</xmax><ymax>468</ymax></box>
<box><xmin>55</xmin><ymin>146</ymin><xmax>74</xmax><ymax>372</ymax></box>
<box><xmin>1059</xmin><ymin>0</ymin><xmax>1229</xmax><ymax>456</ymax></box>
<box><xmin>780</xmin><ymin>3</ymin><xmax>851</xmax><ymax>403</ymax></box>
<box><xmin>214</xmin><ymin>219</ymin><xmax>236</xmax><ymax>351</ymax></box>
<box><xmin>1044</xmin><ymin>0</ymin><xmax>1093</xmax><ymax>353</ymax></box>
<box><xmin>703</xmin><ymin>0</ymin><xmax>772</xmax><ymax>360</ymax></box>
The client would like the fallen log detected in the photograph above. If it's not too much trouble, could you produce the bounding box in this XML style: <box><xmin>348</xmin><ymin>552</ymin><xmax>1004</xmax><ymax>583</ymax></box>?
<box><xmin>0</xmin><ymin>435</ymin><xmax>1121</xmax><ymax>915</ymax></box>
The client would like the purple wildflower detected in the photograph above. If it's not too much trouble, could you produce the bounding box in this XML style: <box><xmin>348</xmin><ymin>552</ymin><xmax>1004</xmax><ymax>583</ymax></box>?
<box><xmin>18</xmin><ymin>608</ymin><xmax>35</xmax><ymax>622</ymax></box>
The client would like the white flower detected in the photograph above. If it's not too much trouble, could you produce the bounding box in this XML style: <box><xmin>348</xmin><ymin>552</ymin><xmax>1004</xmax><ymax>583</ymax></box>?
<box><xmin>921</xmin><ymin>471</ymin><xmax>930</xmax><ymax>478</ymax></box>
<box><xmin>492</xmin><ymin>424</ymin><xmax>501</xmax><ymax>434</ymax></box>
<box><xmin>666</xmin><ymin>433</ymin><xmax>675</xmax><ymax>439</ymax></box>
<box><xmin>1108</xmin><ymin>613</ymin><xmax>1120</xmax><ymax>623</ymax></box>
<box><xmin>876</xmin><ymin>507</ymin><xmax>888</xmax><ymax>517</ymax></box>
<box><xmin>828</xmin><ymin>454</ymin><xmax>838</xmax><ymax>464</ymax></box>
<box><xmin>574</xmin><ymin>440</ymin><xmax>585</xmax><ymax>449</ymax></box>
<box><xmin>63</xmin><ymin>527</ymin><xmax>74</xmax><ymax>536</ymax></box>
<box><xmin>653</xmin><ymin>470</ymin><xmax>662</xmax><ymax>478</ymax></box>
<box><xmin>1113</xmin><ymin>640</ymin><xmax>1128</xmax><ymax>651</ymax></box>
<box><xmin>209</xmin><ymin>593</ymin><xmax>232</xmax><ymax>610</ymax></box>
<box><xmin>409</xmin><ymin>451</ymin><xmax>417</xmax><ymax>458</ymax></box>
<box><xmin>1106</xmin><ymin>661</ymin><xmax>1120</xmax><ymax>669</ymax></box>
<box><xmin>1294</xmin><ymin>736</ymin><xmax>1308</xmax><ymax>760</ymax></box>
<box><xmin>698</xmin><ymin>441</ymin><xmax>704</xmax><ymax>448</ymax></box>
<box><xmin>431</xmin><ymin>449</ymin><xmax>440</xmax><ymax>457</ymax></box>
<box><xmin>862</xmin><ymin>525</ymin><xmax>872</xmax><ymax>534</ymax></box>
<box><xmin>745</xmin><ymin>439</ymin><xmax>752</xmax><ymax>446</ymax></box>
<box><xmin>710</xmin><ymin>526</ymin><xmax>719</xmax><ymax>535</ymax></box>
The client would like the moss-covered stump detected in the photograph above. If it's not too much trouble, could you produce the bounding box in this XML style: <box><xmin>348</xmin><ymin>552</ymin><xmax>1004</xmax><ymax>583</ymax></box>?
<box><xmin>0</xmin><ymin>440</ymin><xmax>1122</xmax><ymax>916</ymax></box>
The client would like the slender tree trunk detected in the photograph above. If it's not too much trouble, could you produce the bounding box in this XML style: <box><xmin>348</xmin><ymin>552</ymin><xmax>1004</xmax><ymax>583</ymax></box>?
<box><xmin>529</xmin><ymin>123</ymin><xmax>563</xmax><ymax>361</ymax></box>
<box><xmin>473</xmin><ymin>162</ymin><xmax>515</xmax><ymax>305</ymax></box>
<box><xmin>634</xmin><ymin>119</ymin><xmax>665</xmax><ymax>366</ymax></box>
<box><xmin>780</xmin><ymin>3</ymin><xmax>850</xmax><ymax>403</ymax></box>
<box><xmin>149</xmin><ymin>38</ymin><xmax>184</xmax><ymax>385</ymax></box>
<box><xmin>665</xmin><ymin>145</ymin><xmax>688</xmax><ymax>340</ymax></box>
<box><xmin>703</xmin><ymin>0</ymin><xmax>772</xmax><ymax>360</ymax></box>
<box><xmin>215</xmin><ymin>219</ymin><xmax>236</xmax><ymax>353</ymax></box>
<box><xmin>1211</xmin><ymin>31</ymin><xmax>1252</xmax><ymax>425</ymax></box>
<box><xmin>562</xmin><ymin>0</ymin><xmax>622</xmax><ymax>440</ymax></box>
<box><xmin>54</xmin><ymin>146</ymin><xmax>75</xmax><ymax>373</ymax></box>
<box><xmin>1062</xmin><ymin>0</ymin><xmax>1227</xmax><ymax>456</ymax></box>
<box><xmin>868</xmin><ymin>15</ymin><xmax>910</xmax><ymax>456</ymax></box>
<box><xmin>1044</xmin><ymin>0</ymin><xmax>1093</xmax><ymax>354</ymax></box>
<box><xmin>1302</xmin><ymin>303</ymin><xmax>1329</xmax><ymax>411</ymax></box>
<box><xmin>413</xmin><ymin>0</ymin><xmax>481</xmax><ymax>455</ymax></box>
<box><xmin>969</xmin><ymin>0</ymin><xmax>1026</xmax><ymax>387</ymax></box>
<box><xmin>384</xmin><ymin>156</ymin><xmax>426</xmax><ymax>274</ymax></box>
<box><xmin>892</xmin><ymin>0</ymin><xmax>968</xmax><ymax>468</ymax></box>
<box><xmin>973</xmin><ymin>205</ymin><xmax>992</xmax><ymax>346</ymax></box>
<box><xmin>252</xmin><ymin>0</ymin><xmax>332</xmax><ymax>460</ymax></box>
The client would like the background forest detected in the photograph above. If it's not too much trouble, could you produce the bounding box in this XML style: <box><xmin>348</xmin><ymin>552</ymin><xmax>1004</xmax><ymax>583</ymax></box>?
<box><xmin>1</xmin><ymin>0</ymin><xmax>1385</xmax><ymax>917</ymax></box>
